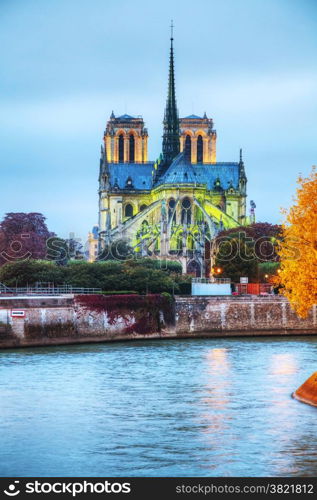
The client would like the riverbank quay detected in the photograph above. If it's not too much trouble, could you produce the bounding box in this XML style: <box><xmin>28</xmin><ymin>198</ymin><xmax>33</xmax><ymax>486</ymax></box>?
<box><xmin>0</xmin><ymin>294</ymin><xmax>316</xmax><ymax>349</ymax></box>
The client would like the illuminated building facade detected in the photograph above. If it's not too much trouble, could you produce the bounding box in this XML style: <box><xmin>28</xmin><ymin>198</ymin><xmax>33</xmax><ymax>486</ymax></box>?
<box><xmin>98</xmin><ymin>31</ymin><xmax>248</xmax><ymax>274</ymax></box>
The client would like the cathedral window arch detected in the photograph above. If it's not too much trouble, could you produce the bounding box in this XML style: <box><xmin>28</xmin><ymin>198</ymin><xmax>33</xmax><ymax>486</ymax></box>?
<box><xmin>168</xmin><ymin>198</ymin><xmax>176</xmax><ymax>223</ymax></box>
<box><xmin>129</xmin><ymin>133</ymin><xmax>135</xmax><ymax>163</ymax></box>
<box><xmin>185</xmin><ymin>135</ymin><xmax>191</xmax><ymax>160</ymax></box>
<box><xmin>124</xmin><ymin>203</ymin><xmax>134</xmax><ymax>218</ymax></box>
<box><xmin>197</xmin><ymin>135</ymin><xmax>203</xmax><ymax>163</ymax></box>
<box><xmin>187</xmin><ymin>259</ymin><xmax>201</xmax><ymax>277</ymax></box>
<box><xmin>181</xmin><ymin>197</ymin><xmax>192</xmax><ymax>225</ymax></box>
<box><xmin>140</xmin><ymin>204</ymin><xmax>147</xmax><ymax>211</ymax></box>
<box><xmin>118</xmin><ymin>133</ymin><xmax>124</xmax><ymax>162</ymax></box>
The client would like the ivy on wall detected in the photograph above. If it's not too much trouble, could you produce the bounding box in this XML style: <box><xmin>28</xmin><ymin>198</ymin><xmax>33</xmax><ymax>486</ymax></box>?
<box><xmin>75</xmin><ymin>294</ymin><xmax>174</xmax><ymax>334</ymax></box>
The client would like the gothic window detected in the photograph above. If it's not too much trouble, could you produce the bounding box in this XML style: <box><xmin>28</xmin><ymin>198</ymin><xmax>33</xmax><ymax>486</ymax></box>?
<box><xmin>181</xmin><ymin>197</ymin><xmax>192</xmax><ymax>225</ymax></box>
<box><xmin>197</xmin><ymin>135</ymin><xmax>203</xmax><ymax>163</ymax></box>
<box><xmin>185</xmin><ymin>135</ymin><xmax>191</xmax><ymax>160</ymax></box>
<box><xmin>124</xmin><ymin>203</ymin><xmax>133</xmax><ymax>218</ymax></box>
<box><xmin>118</xmin><ymin>134</ymin><xmax>124</xmax><ymax>162</ymax></box>
<box><xmin>140</xmin><ymin>204</ymin><xmax>147</xmax><ymax>211</ymax></box>
<box><xmin>129</xmin><ymin>134</ymin><xmax>135</xmax><ymax>163</ymax></box>
<box><xmin>187</xmin><ymin>259</ymin><xmax>201</xmax><ymax>277</ymax></box>
<box><xmin>168</xmin><ymin>198</ymin><xmax>176</xmax><ymax>223</ymax></box>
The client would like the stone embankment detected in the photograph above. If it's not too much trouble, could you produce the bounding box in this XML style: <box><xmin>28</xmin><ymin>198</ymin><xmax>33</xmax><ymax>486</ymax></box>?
<box><xmin>0</xmin><ymin>294</ymin><xmax>316</xmax><ymax>349</ymax></box>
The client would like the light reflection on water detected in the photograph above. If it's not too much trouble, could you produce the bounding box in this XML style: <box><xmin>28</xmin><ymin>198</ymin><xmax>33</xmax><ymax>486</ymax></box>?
<box><xmin>0</xmin><ymin>336</ymin><xmax>317</xmax><ymax>477</ymax></box>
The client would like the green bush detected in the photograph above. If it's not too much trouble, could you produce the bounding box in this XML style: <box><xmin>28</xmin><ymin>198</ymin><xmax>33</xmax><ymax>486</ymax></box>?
<box><xmin>0</xmin><ymin>260</ymin><xmax>65</xmax><ymax>287</ymax></box>
<box><xmin>161</xmin><ymin>291</ymin><xmax>173</xmax><ymax>303</ymax></box>
<box><xmin>0</xmin><ymin>258</ymin><xmax>184</xmax><ymax>295</ymax></box>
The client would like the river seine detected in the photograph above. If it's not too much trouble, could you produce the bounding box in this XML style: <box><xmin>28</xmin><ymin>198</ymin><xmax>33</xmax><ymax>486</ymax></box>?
<box><xmin>1</xmin><ymin>336</ymin><xmax>317</xmax><ymax>477</ymax></box>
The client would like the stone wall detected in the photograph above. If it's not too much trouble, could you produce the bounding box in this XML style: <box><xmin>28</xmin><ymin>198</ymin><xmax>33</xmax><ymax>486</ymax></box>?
<box><xmin>174</xmin><ymin>296</ymin><xmax>317</xmax><ymax>336</ymax></box>
<box><xmin>0</xmin><ymin>294</ymin><xmax>316</xmax><ymax>349</ymax></box>
<box><xmin>0</xmin><ymin>294</ymin><xmax>173</xmax><ymax>348</ymax></box>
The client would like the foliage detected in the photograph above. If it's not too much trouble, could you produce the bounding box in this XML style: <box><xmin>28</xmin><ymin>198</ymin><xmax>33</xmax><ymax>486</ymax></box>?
<box><xmin>214</xmin><ymin>236</ymin><xmax>258</xmax><ymax>282</ymax></box>
<box><xmin>0</xmin><ymin>260</ymin><xmax>65</xmax><ymax>287</ymax></box>
<box><xmin>0</xmin><ymin>212</ymin><xmax>54</xmax><ymax>266</ymax></box>
<box><xmin>75</xmin><ymin>293</ymin><xmax>174</xmax><ymax>334</ymax></box>
<box><xmin>258</xmin><ymin>262</ymin><xmax>280</xmax><ymax>281</ymax></box>
<box><xmin>216</xmin><ymin>222</ymin><xmax>282</xmax><ymax>262</ymax></box>
<box><xmin>276</xmin><ymin>167</ymin><xmax>317</xmax><ymax>317</ymax></box>
<box><xmin>131</xmin><ymin>258</ymin><xmax>182</xmax><ymax>274</ymax></box>
<box><xmin>214</xmin><ymin>222</ymin><xmax>282</xmax><ymax>282</ymax></box>
<box><xmin>172</xmin><ymin>273</ymin><xmax>192</xmax><ymax>295</ymax></box>
<box><xmin>0</xmin><ymin>259</ymin><xmax>178</xmax><ymax>294</ymax></box>
<box><xmin>98</xmin><ymin>239</ymin><xmax>134</xmax><ymax>261</ymax></box>
<box><xmin>122</xmin><ymin>262</ymin><xmax>176</xmax><ymax>293</ymax></box>
<box><xmin>46</xmin><ymin>237</ymin><xmax>69</xmax><ymax>265</ymax></box>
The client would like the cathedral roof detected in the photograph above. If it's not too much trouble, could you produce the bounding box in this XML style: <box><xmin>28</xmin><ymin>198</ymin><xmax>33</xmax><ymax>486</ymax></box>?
<box><xmin>156</xmin><ymin>152</ymin><xmax>240</xmax><ymax>190</ymax></box>
<box><xmin>117</xmin><ymin>114</ymin><xmax>135</xmax><ymax>120</ymax></box>
<box><xmin>157</xmin><ymin>153</ymin><xmax>199</xmax><ymax>185</ymax></box>
<box><xmin>183</xmin><ymin>114</ymin><xmax>203</xmax><ymax>119</ymax></box>
<box><xmin>106</xmin><ymin>154</ymin><xmax>241</xmax><ymax>192</ymax></box>
<box><xmin>108</xmin><ymin>162</ymin><xmax>154</xmax><ymax>190</ymax></box>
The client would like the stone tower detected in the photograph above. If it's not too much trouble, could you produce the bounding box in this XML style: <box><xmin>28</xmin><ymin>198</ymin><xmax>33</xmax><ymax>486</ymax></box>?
<box><xmin>179</xmin><ymin>114</ymin><xmax>217</xmax><ymax>163</ymax></box>
<box><xmin>103</xmin><ymin>113</ymin><xmax>148</xmax><ymax>164</ymax></box>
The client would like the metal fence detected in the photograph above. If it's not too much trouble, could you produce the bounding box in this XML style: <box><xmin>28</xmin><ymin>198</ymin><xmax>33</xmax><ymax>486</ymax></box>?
<box><xmin>0</xmin><ymin>283</ymin><xmax>102</xmax><ymax>296</ymax></box>
<box><xmin>192</xmin><ymin>277</ymin><xmax>231</xmax><ymax>284</ymax></box>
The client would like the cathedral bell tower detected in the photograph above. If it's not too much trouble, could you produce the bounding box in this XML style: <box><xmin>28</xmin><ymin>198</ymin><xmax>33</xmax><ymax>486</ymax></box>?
<box><xmin>103</xmin><ymin>113</ymin><xmax>148</xmax><ymax>164</ymax></box>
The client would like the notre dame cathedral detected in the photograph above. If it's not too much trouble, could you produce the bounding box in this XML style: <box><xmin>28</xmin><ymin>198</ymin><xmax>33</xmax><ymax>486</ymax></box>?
<box><xmin>98</xmin><ymin>30</ymin><xmax>248</xmax><ymax>275</ymax></box>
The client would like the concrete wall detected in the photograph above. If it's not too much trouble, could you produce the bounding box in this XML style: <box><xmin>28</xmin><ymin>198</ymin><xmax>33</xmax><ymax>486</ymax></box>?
<box><xmin>0</xmin><ymin>294</ymin><xmax>316</xmax><ymax>349</ymax></box>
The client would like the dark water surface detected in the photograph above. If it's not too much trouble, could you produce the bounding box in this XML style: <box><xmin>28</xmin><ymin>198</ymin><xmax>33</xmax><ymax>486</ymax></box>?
<box><xmin>1</xmin><ymin>336</ymin><xmax>317</xmax><ymax>477</ymax></box>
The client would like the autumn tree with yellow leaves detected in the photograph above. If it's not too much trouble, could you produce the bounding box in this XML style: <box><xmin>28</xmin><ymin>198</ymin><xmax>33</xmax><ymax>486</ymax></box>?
<box><xmin>277</xmin><ymin>166</ymin><xmax>317</xmax><ymax>318</ymax></box>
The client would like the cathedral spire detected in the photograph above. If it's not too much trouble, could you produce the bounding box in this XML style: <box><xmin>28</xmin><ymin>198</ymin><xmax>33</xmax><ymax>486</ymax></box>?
<box><xmin>239</xmin><ymin>147</ymin><xmax>246</xmax><ymax>181</ymax></box>
<box><xmin>162</xmin><ymin>20</ymin><xmax>180</xmax><ymax>165</ymax></box>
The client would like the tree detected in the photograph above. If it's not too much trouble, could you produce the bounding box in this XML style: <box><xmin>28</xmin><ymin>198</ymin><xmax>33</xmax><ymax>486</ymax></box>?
<box><xmin>46</xmin><ymin>236</ymin><xmax>70</xmax><ymax>265</ymax></box>
<box><xmin>0</xmin><ymin>213</ymin><xmax>54</xmax><ymax>266</ymax></box>
<box><xmin>216</xmin><ymin>222</ymin><xmax>282</xmax><ymax>262</ymax></box>
<box><xmin>276</xmin><ymin>167</ymin><xmax>317</xmax><ymax>317</ymax></box>
<box><xmin>213</xmin><ymin>222</ymin><xmax>282</xmax><ymax>282</ymax></box>
<box><xmin>98</xmin><ymin>239</ymin><xmax>134</xmax><ymax>261</ymax></box>
<box><xmin>214</xmin><ymin>236</ymin><xmax>258</xmax><ymax>282</ymax></box>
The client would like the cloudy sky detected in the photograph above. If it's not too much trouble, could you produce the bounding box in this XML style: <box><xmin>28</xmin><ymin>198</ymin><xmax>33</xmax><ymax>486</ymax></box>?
<box><xmin>1</xmin><ymin>0</ymin><xmax>316</xmax><ymax>241</ymax></box>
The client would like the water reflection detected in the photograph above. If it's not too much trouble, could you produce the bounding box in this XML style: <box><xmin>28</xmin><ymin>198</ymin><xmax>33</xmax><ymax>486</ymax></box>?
<box><xmin>270</xmin><ymin>353</ymin><xmax>298</xmax><ymax>376</ymax></box>
<box><xmin>0</xmin><ymin>337</ymin><xmax>317</xmax><ymax>477</ymax></box>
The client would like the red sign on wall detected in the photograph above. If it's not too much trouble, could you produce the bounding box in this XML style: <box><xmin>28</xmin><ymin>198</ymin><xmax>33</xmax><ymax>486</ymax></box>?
<box><xmin>11</xmin><ymin>310</ymin><xmax>25</xmax><ymax>318</ymax></box>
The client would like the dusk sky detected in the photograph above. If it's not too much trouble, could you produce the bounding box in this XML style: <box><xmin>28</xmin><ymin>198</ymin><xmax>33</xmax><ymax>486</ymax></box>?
<box><xmin>1</xmin><ymin>0</ymin><xmax>316</xmax><ymax>242</ymax></box>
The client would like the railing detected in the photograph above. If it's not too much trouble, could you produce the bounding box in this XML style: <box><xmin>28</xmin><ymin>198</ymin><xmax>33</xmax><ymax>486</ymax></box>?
<box><xmin>0</xmin><ymin>285</ymin><xmax>102</xmax><ymax>296</ymax></box>
<box><xmin>0</xmin><ymin>282</ymin><xmax>14</xmax><ymax>294</ymax></box>
<box><xmin>192</xmin><ymin>277</ymin><xmax>231</xmax><ymax>284</ymax></box>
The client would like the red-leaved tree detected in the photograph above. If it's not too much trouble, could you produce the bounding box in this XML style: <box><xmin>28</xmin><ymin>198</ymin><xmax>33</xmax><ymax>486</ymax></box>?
<box><xmin>0</xmin><ymin>213</ymin><xmax>55</xmax><ymax>266</ymax></box>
